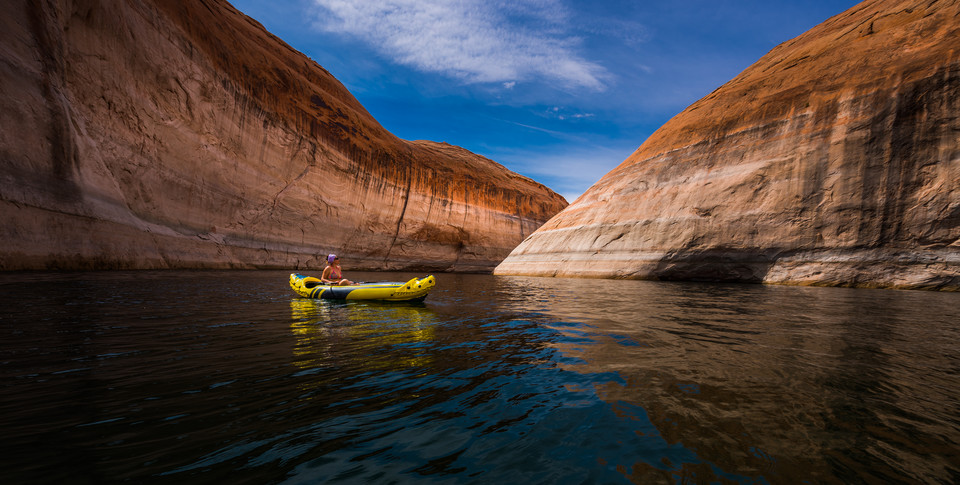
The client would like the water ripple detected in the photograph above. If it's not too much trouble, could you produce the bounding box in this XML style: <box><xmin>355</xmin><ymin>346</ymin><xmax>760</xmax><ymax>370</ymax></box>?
<box><xmin>1</xmin><ymin>271</ymin><xmax>958</xmax><ymax>483</ymax></box>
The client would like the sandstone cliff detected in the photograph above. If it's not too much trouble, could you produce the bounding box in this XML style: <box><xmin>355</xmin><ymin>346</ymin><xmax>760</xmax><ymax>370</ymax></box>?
<box><xmin>0</xmin><ymin>0</ymin><xmax>566</xmax><ymax>272</ymax></box>
<box><xmin>496</xmin><ymin>0</ymin><xmax>960</xmax><ymax>290</ymax></box>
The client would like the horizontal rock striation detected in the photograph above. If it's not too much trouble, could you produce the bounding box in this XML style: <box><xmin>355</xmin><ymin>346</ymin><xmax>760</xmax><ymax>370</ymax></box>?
<box><xmin>0</xmin><ymin>0</ymin><xmax>566</xmax><ymax>272</ymax></box>
<box><xmin>496</xmin><ymin>0</ymin><xmax>960</xmax><ymax>290</ymax></box>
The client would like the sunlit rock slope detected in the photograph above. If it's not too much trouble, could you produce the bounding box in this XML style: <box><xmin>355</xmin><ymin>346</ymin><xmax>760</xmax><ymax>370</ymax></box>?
<box><xmin>0</xmin><ymin>0</ymin><xmax>566</xmax><ymax>271</ymax></box>
<box><xmin>496</xmin><ymin>0</ymin><xmax>960</xmax><ymax>290</ymax></box>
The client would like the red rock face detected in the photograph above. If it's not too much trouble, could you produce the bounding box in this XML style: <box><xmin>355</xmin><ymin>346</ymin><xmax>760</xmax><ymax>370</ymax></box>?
<box><xmin>496</xmin><ymin>0</ymin><xmax>960</xmax><ymax>289</ymax></box>
<box><xmin>0</xmin><ymin>0</ymin><xmax>566</xmax><ymax>271</ymax></box>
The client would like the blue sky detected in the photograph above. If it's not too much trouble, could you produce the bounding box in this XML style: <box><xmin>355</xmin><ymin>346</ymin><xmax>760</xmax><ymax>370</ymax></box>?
<box><xmin>229</xmin><ymin>0</ymin><xmax>860</xmax><ymax>202</ymax></box>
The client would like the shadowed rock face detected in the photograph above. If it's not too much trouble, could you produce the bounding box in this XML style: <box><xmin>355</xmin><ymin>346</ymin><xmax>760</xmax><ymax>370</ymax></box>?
<box><xmin>496</xmin><ymin>0</ymin><xmax>960</xmax><ymax>290</ymax></box>
<box><xmin>0</xmin><ymin>0</ymin><xmax>566</xmax><ymax>271</ymax></box>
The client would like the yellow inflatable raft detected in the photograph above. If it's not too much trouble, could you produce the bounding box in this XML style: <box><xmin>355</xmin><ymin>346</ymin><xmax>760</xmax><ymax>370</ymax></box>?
<box><xmin>289</xmin><ymin>273</ymin><xmax>436</xmax><ymax>302</ymax></box>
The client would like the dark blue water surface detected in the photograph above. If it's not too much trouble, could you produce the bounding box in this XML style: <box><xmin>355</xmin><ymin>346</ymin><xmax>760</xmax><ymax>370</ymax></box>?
<box><xmin>1</xmin><ymin>271</ymin><xmax>958</xmax><ymax>484</ymax></box>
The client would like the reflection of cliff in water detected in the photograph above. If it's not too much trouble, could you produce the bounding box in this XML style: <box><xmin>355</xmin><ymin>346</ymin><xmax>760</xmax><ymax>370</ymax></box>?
<box><xmin>497</xmin><ymin>276</ymin><xmax>960</xmax><ymax>483</ymax></box>
<box><xmin>289</xmin><ymin>299</ymin><xmax>438</xmax><ymax>372</ymax></box>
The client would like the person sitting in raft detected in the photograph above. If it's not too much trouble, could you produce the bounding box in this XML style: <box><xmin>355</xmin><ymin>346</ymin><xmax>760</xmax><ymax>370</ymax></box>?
<box><xmin>321</xmin><ymin>254</ymin><xmax>354</xmax><ymax>286</ymax></box>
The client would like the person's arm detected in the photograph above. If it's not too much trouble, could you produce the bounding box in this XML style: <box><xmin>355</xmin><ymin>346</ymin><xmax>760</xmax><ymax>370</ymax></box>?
<box><xmin>320</xmin><ymin>266</ymin><xmax>334</xmax><ymax>283</ymax></box>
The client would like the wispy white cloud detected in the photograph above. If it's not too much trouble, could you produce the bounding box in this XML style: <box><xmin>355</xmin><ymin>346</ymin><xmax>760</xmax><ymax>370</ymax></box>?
<box><xmin>310</xmin><ymin>0</ymin><xmax>608</xmax><ymax>90</ymax></box>
<box><xmin>545</xmin><ymin>106</ymin><xmax>594</xmax><ymax>121</ymax></box>
<box><xmin>491</xmin><ymin>144</ymin><xmax>637</xmax><ymax>203</ymax></box>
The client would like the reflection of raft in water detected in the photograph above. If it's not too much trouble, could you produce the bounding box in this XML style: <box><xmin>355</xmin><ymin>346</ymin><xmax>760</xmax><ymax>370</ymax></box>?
<box><xmin>289</xmin><ymin>273</ymin><xmax>437</xmax><ymax>302</ymax></box>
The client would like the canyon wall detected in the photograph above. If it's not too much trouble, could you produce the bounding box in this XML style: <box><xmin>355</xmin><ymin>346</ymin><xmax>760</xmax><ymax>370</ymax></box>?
<box><xmin>496</xmin><ymin>0</ymin><xmax>960</xmax><ymax>290</ymax></box>
<box><xmin>0</xmin><ymin>0</ymin><xmax>566</xmax><ymax>272</ymax></box>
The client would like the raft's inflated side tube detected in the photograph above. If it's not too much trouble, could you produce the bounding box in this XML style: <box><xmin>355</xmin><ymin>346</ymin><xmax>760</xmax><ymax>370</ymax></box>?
<box><xmin>289</xmin><ymin>274</ymin><xmax>436</xmax><ymax>302</ymax></box>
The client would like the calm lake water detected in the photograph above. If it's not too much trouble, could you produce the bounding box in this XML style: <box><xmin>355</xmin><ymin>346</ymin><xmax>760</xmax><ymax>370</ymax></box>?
<box><xmin>1</xmin><ymin>270</ymin><xmax>958</xmax><ymax>484</ymax></box>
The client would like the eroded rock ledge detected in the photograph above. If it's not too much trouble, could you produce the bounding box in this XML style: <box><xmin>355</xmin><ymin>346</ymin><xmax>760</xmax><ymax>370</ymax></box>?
<box><xmin>496</xmin><ymin>0</ymin><xmax>960</xmax><ymax>290</ymax></box>
<box><xmin>0</xmin><ymin>0</ymin><xmax>566</xmax><ymax>272</ymax></box>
